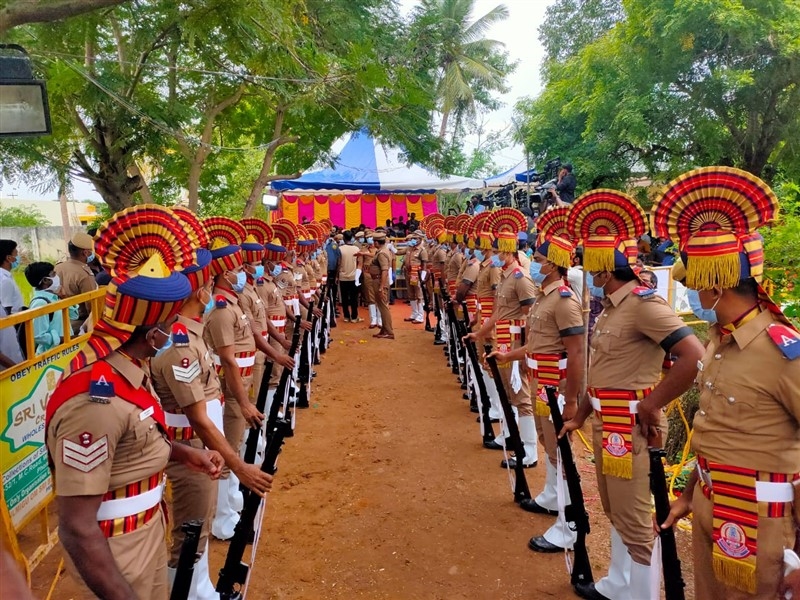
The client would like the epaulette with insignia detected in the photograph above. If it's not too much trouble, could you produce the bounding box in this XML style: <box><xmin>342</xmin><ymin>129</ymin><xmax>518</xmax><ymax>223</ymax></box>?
<box><xmin>89</xmin><ymin>362</ymin><xmax>116</xmax><ymax>403</ymax></box>
<box><xmin>215</xmin><ymin>295</ymin><xmax>228</xmax><ymax>309</ymax></box>
<box><xmin>559</xmin><ymin>285</ymin><xmax>572</xmax><ymax>298</ymax></box>
<box><xmin>256</xmin><ymin>277</ymin><xmax>264</xmax><ymax>286</ymax></box>
<box><xmin>513</xmin><ymin>268</ymin><xmax>523</xmax><ymax>279</ymax></box>
<box><xmin>632</xmin><ymin>286</ymin><xmax>656</xmax><ymax>297</ymax></box>
<box><xmin>766</xmin><ymin>323</ymin><xmax>800</xmax><ymax>360</ymax></box>
<box><xmin>171</xmin><ymin>322</ymin><xmax>190</xmax><ymax>347</ymax></box>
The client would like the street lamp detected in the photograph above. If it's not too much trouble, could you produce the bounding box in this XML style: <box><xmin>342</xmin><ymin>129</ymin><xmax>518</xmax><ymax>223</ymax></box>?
<box><xmin>262</xmin><ymin>192</ymin><xmax>279</xmax><ymax>223</ymax></box>
<box><xmin>0</xmin><ymin>44</ymin><xmax>51</xmax><ymax>137</ymax></box>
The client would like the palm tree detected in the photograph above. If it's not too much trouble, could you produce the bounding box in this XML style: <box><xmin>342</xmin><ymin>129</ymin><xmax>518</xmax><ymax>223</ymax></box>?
<box><xmin>425</xmin><ymin>0</ymin><xmax>510</xmax><ymax>139</ymax></box>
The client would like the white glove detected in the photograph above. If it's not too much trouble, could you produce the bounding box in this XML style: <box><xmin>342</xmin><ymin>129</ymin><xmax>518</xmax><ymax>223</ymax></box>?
<box><xmin>510</xmin><ymin>361</ymin><xmax>522</xmax><ymax>394</ymax></box>
<box><xmin>420</xmin><ymin>270</ymin><xmax>427</xmax><ymax>282</ymax></box>
<box><xmin>355</xmin><ymin>268</ymin><xmax>362</xmax><ymax>286</ymax></box>
<box><xmin>785</xmin><ymin>549</ymin><xmax>800</xmax><ymax>599</ymax></box>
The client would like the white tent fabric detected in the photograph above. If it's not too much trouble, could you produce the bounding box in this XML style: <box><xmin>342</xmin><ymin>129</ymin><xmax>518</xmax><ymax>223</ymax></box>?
<box><xmin>270</xmin><ymin>130</ymin><xmax>484</xmax><ymax>193</ymax></box>
<box><xmin>484</xmin><ymin>160</ymin><xmax>529</xmax><ymax>187</ymax></box>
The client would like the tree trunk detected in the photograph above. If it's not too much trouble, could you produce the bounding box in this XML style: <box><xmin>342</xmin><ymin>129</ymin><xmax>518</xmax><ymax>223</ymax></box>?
<box><xmin>438</xmin><ymin>109</ymin><xmax>450</xmax><ymax>139</ymax></box>
<box><xmin>187</xmin><ymin>160</ymin><xmax>202</xmax><ymax>212</ymax></box>
<box><xmin>58</xmin><ymin>176</ymin><xmax>73</xmax><ymax>243</ymax></box>
<box><xmin>0</xmin><ymin>0</ymin><xmax>129</xmax><ymax>35</ymax></box>
<box><xmin>129</xmin><ymin>163</ymin><xmax>153</xmax><ymax>203</ymax></box>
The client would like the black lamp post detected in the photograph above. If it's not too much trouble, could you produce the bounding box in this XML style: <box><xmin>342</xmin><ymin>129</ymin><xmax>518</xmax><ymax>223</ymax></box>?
<box><xmin>0</xmin><ymin>44</ymin><xmax>51</xmax><ymax>137</ymax></box>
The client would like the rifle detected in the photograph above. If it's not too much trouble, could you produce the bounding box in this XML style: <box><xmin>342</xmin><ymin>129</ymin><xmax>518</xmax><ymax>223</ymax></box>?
<box><xmin>318</xmin><ymin>283</ymin><xmax>329</xmax><ymax>356</ymax></box>
<box><xmin>170</xmin><ymin>520</ymin><xmax>202</xmax><ymax>600</ymax></box>
<box><xmin>544</xmin><ymin>387</ymin><xmax>593</xmax><ymax>587</ymax></box>
<box><xmin>239</xmin><ymin>359</ymin><xmax>275</xmax><ymax>498</ymax></box>
<box><xmin>442</xmin><ymin>287</ymin><xmax>464</xmax><ymax>380</ymax></box>
<box><xmin>420</xmin><ymin>271</ymin><xmax>432</xmax><ymax>331</ymax></box>
<box><xmin>216</xmin><ymin>419</ymin><xmax>292</xmax><ymax>600</ymax></box>
<box><xmin>455</xmin><ymin>301</ymin><xmax>478</xmax><ymax>409</ymax></box>
<box><xmin>460</xmin><ymin>302</ymin><xmax>494</xmax><ymax>444</ymax></box>
<box><xmin>266</xmin><ymin>316</ymin><xmax>301</xmax><ymax>445</ymax></box>
<box><xmin>649</xmin><ymin>446</ymin><xmax>686</xmax><ymax>600</ymax></box>
<box><xmin>484</xmin><ymin>345</ymin><xmax>532</xmax><ymax>504</ymax></box>
<box><xmin>296</xmin><ymin>300</ymin><xmax>315</xmax><ymax>409</ymax></box>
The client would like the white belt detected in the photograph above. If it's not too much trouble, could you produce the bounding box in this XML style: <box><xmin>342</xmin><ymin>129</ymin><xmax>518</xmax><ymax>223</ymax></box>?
<box><xmin>270</xmin><ymin>318</ymin><xmax>286</xmax><ymax>327</ymax></box>
<box><xmin>695</xmin><ymin>465</ymin><xmax>795</xmax><ymax>502</ymax></box>
<box><xmin>283</xmin><ymin>299</ymin><xmax>293</xmax><ymax>307</ymax></box>
<box><xmin>212</xmin><ymin>354</ymin><xmax>255</xmax><ymax>368</ymax></box>
<box><xmin>526</xmin><ymin>357</ymin><xmax>569</xmax><ymax>370</ymax></box>
<box><xmin>509</xmin><ymin>325</ymin><xmax>522</xmax><ymax>334</ymax></box>
<box><xmin>589</xmin><ymin>396</ymin><xmax>639</xmax><ymax>414</ymax></box>
<box><xmin>97</xmin><ymin>476</ymin><xmax>165</xmax><ymax>521</ymax></box>
<box><xmin>262</xmin><ymin>333</ymin><xmax>269</xmax><ymax>343</ymax></box>
<box><xmin>321</xmin><ymin>276</ymin><xmax>328</xmax><ymax>283</ymax></box>
<box><xmin>164</xmin><ymin>399</ymin><xmax>223</xmax><ymax>432</ymax></box>
<box><xmin>303</xmin><ymin>292</ymin><xmax>312</xmax><ymax>300</ymax></box>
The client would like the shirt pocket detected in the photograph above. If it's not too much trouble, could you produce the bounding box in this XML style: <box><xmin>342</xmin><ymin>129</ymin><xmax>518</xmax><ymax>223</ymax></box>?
<box><xmin>591</xmin><ymin>325</ymin><xmax>622</xmax><ymax>355</ymax></box>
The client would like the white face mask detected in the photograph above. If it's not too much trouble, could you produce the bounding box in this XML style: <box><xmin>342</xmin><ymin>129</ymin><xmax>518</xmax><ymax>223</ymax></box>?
<box><xmin>45</xmin><ymin>275</ymin><xmax>61</xmax><ymax>294</ymax></box>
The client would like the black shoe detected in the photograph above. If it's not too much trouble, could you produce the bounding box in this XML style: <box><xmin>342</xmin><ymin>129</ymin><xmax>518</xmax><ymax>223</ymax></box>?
<box><xmin>500</xmin><ymin>457</ymin><xmax>537</xmax><ymax>469</ymax></box>
<box><xmin>470</xmin><ymin>405</ymin><xmax>479</xmax><ymax>413</ymax></box>
<box><xmin>528</xmin><ymin>536</ymin><xmax>565</xmax><ymax>553</ymax></box>
<box><xmin>573</xmin><ymin>582</ymin><xmax>611</xmax><ymax>600</ymax></box>
<box><xmin>425</xmin><ymin>326</ymin><xmax>435</xmax><ymax>332</ymax></box>
<box><xmin>433</xmin><ymin>339</ymin><xmax>446</xmax><ymax>346</ymax></box>
<box><xmin>519</xmin><ymin>499</ymin><xmax>559</xmax><ymax>516</ymax></box>
<box><xmin>483</xmin><ymin>440</ymin><xmax>505</xmax><ymax>450</ymax></box>
<box><xmin>476</xmin><ymin>416</ymin><xmax>500</xmax><ymax>423</ymax></box>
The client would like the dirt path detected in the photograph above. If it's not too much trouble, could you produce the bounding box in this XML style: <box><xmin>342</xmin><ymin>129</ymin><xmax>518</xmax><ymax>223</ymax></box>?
<box><xmin>32</xmin><ymin>302</ymin><xmax>695</xmax><ymax>599</ymax></box>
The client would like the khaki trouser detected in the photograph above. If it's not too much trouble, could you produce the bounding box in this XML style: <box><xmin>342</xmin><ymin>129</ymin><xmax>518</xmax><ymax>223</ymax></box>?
<box><xmin>221</xmin><ymin>373</ymin><xmax>252</xmax><ymax>477</ymax></box>
<box><xmin>363</xmin><ymin>271</ymin><xmax>375</xmax><ymax>304</ymax></box>
<box><xmin>372</xmin><ymin>278</ymin><xmax>393</xmax><ymax>335</ymax></box>
<box><xmin>165</xmin><ymin>438</ymin><xmax>217</xmax><ymax>566</ymax></box>
<box><xmin>591</xmin><ymin>411</ymin><xmax>667</xmax><ymax>565</ymax></box>
<box><xmin>63</xmin><ymin>510</ymin><xmax>168</xmax><ymax>599</ymax></box>
<box><xmin>251</xmin><ymin>350</ymin><xmax>266</xmax><ymax>405</ymax></box>
<box><xmin>534</xmin><ymin>381</ymin><xmax>566</xmax><ymax>467</ymax></box>
<box><xmin>493</xmin><ymin>337</ymin><xmax>532</xmax><ymax>417</ymax></box>
<box><xmin>693</xmin><ymin>480</ymin><xmax>794</xmax><ymax>599</ymax></box>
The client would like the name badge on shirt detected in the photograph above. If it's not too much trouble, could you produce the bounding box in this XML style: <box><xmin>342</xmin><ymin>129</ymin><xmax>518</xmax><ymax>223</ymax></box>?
<box><xmin>139</xmin><ymin>406</ymin><xmax>155</xmax><ymax>421</ymax></box>
<box><xmin>697</xmin><ymin>360</ymin><xmax>704</xmax><ymax>372</ymax></box>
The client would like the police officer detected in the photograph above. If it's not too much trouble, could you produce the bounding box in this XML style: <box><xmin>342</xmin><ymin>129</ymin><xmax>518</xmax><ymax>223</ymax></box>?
<box><xmin>560</xmin><ymin>190</ymin><xmax>704</xmax><ymax>600</ymax></box>
<box><xmin>655</xmin><ymin>167</ymin><xmax>800</xmax><ymax>600</ymax></box>
<box><xmin>54</xmin><ymin>232</ymin><xmax>98</xmax><ymax>333</ymax></box>
<box><xmin>46</xmin><ymin>206</ymin><xmax>222</xmax><ymax>599</ymax></box>
<box><xmin>370</xmin><ymin>232</ymin><xmax>393</xmax><ymax>339</ymax></box>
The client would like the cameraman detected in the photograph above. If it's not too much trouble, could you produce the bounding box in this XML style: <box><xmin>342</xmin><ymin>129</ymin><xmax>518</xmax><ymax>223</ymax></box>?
<box><xmin>554</xmin><ymin>163</ymin><xmax>576</xmax><ymax>206</ymax></box>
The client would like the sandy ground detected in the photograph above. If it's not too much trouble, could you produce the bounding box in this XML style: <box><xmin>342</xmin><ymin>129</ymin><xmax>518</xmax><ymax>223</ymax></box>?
<box><xmin>26</xmin><ymin>301</ymin><xmax>694</xmax><ymax>599</ymax></box>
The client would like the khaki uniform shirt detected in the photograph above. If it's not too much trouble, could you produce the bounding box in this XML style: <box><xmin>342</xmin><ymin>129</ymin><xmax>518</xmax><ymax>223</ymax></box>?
<box><xmin>445</xmin><ymin>249</ymin><xmax>464</xmax><ymax>283</ymax></box>
<box><xmin>527</xmin><ymin>280</ymin><xmax>584</xmax><ymax>355</ymax></box>
<box><xmin>304</xmin><ymin>262</ymin><xmax>317</xmax><ymax>291</ymax></box>
<box><xmin>257</xmin><ymin>276</ymin><xmax>287</xmax><ymax>386</ymax></box>
<box><xmin>275</xmin><ymin>266</ymin><xmax>298</xmax><ymax>317</ymax></box>
<box><xmin>460</xmin><ymin>257</ymin><xmax>480</xmax><ymax>295</ymax></box>
<box><xmin>47</xmin><ymin>351</ymin><xmax>170</xmax><ymax>496</ymax></box>
<box><xmin>494</xmin><ymin>263</ymin><xmax>536</xmax><ymax>321</ymax></box>
<box><xmin>151</xmin><ymin>315</ymin><xmax>222</xmax><ymax>422</ymax></box>
<box><xmin>476</xmin><ymin>259</ymin><xmax>501</xmax><ymax>298</ymax></box>
<box><xmin>370</xmin><ymin>247</ymin><xmax>391</xmax><ymax>278</ymax></box>
<box><xmin>204</xmin><ymin>288</ymin><xmax>256</xmax><ymax>357</ymax></box>
<box><xmin>588</xmin><ymin>280</ymin><xmax>691</xmax><ymax>390</ymax></box>
<box><xmin>55</xmin><ymin>257</ymin><xmax>97</xmax><ymax>320</ymax></box>
<box><xmin>295</xmin><ymin>262</ymin><xmax>311</xmax><ymax>295</ymax></box>
<box><xmin>239</xmin><ymin>282</ymin><xmax>268</xmax><ymax>339</ymax></box>
<box><xmin>692</xmin><ymin>309</ymin><xmax>800</xmax><ymax>473</ymax></box>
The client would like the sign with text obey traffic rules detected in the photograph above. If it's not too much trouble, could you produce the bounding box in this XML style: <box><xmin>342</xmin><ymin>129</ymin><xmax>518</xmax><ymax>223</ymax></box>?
<box><xmin>1</xmin><ymin>343</ymin><xmax>81</xmax><ymax>529</ymax></box>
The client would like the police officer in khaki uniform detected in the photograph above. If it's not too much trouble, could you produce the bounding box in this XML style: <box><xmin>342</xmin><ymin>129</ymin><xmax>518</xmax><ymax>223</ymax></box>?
<box><xmin>55</xmin><ymin>232</ymin><xmax>98</xmax><ymax>332</ymax></box>
<box><xmin>561</xmin><ymin>190</ymin><xmax>704</xmax><ymax>600</ymax></box>
<box><xmin>151</xmin><ymin>239</ymin><xmax>272</xmax><ymax>599</ymax></box>
<box><xmin>403</xmin><ymin>234</ymin><xmax>426</xmax><ymax>324</ymax></box>
<box><xmin>46</xmin><ymin>206</ymin><xmax>221</xmax><ymax>600</ymax></box>
<box><xmin>430</xmin><ymin>227</ymin><xmax>449</xmax><ymax>343</ymax></box>
<box><xmin>466</xmin><ymin>215</ymin><xmax>538</xmax><ymax>469</ymax></box>
<box><xmin>370</xmin><ymin>232</ymin><xmax>393</xmax><ymax>339</ymax></box>
<box><xmin>654</xmin><ymin>167</ymin><xmax>800</xmax><ymax>600</ymax></box>
<box><xmin>494</xmin><ymin>228</ymin><xmax>585</xmax><ymax>553</ymax></box>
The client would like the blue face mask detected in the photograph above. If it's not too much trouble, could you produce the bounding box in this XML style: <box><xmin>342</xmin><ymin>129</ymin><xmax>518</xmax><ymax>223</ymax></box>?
<box><xmin>232</xmin><ymin>271</ymin><xmax>247</xmax><ymax>292</ymax></box>
<box><xmin>87</xmin><ymin>252</ymin><xmax>95</xmax><ymax>264</ymax></box>
<box><xmin>529</xmin><ymin>262</ymin><xmax>547</xmax><ymax>285</ymax></box>
<box><xmin>525</xmin><ymin>248</ymin><xmax>533</xmax><ymax>258</ymax></box>
<box><xmin>204</xmin><ymin>295</ymin><xmax>214</xmax><ymax>314</ymax></box>
<box><xmin>10</xmin><ymin>256</ymin><xmax>19</xmax><ymax>269</ymax></box>
<box><xmin>473</xmin><ymin>250</ymin><xmax>484</xmax><ymax>262</ymax></box>
<box><xmin>253</xmin><ymin>265</ymin><xmax>265</xmax><ymax>279</ymax></box>
<box><xmin>687</xmin><ymin>289</ymin><xmax>717</xmax><ymax>323</ymax></box>
<box><xmin>155</xmin><ymin>335</ymin><xmax>172</xmax><ymax>357</ymax></box>
<box><xmin>270</xmin><ymin>264</ymin><xmax>282</xmax><ymax>277</ymax></box>
<box><xmin>490</xmin><ymin>254</ymin><xmax>504</xmax><ymax>268</ymax></box>
<box><xmin>367</xmin><ymin>237</ymin><xmax>374</xmax><ymax>244</ymax></box>
<box><xmin>589</xmin><ymin>283</ymin><xmax>604</xmax><ymax>298</ymax></box>
<box><xmin>408</xmin><ymin>239</ymin><xmax>417</xmax><ymax>247</ymax></box>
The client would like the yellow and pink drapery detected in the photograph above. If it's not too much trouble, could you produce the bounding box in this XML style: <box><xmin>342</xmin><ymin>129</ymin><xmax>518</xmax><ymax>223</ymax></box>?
<box><xmin>275</xmin><ymin>193</ymin><xmax>439</xmax><ymax>229</ymax></box>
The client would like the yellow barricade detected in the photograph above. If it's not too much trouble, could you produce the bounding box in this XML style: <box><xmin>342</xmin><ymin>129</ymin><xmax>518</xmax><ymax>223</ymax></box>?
<box><xmin>0</xmin><ymin>288</ymin><xmax>105</xmax><ymax>586</ymax></box>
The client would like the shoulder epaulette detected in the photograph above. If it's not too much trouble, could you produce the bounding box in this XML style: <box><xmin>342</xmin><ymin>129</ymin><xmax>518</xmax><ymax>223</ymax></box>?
<box><xmin>89</xmin><ymin>361</ymin><xmax>116</xmax><ymax>402</ymax></box>
<box><xmin>215</xmin><ymin>295</ymin><xmax>228</xmax><ymax>309</ymax></box>
<box><xmin>766</xmin><ymin>323</ymin><xmax>800</xmax><ymax>360</ymax></box>
<box><xmin>632</xmin><ymin>286</ymin><xmax>656</xmax><ymax>297</ymax></box>
<box><xmin>559</xmin><ymin>285</ymin><xmax>572</xmax><ymax>298</ymax></box>
<box><xmin>513</xmin><ymin>268</ymin><xmax>523</xmax><ymax>279</ymax></box>
<box><xmin>171</xmin><ymin>322</ymin><xmax>190</xmax><ymax>347</ymax></box>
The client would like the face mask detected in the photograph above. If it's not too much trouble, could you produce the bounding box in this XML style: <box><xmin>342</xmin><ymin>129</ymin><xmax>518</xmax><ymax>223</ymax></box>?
<box><xmin>589</xmin><ymin>282</ymin><xmax>605</xmax><ymax>298</ymax></box>
<box><xmin>408</xmin><ymin>239</ymin><xmax>417</xmax><ymax>247</ymax></box>
<box><xmin>87</xmin><ymin>252</ymin><xmax>95</xmax><ymax>264</ymax></box>
<box><xmin>367</xmin><ymin>237</ymin><xmax>374</xmax><ymax>244</ymax></box>
<box><xmin>270</xmin><ymin>264</ymin><xmax>282</xmax><ymax>277</ymax></box>
<box><xmin>253</xmin><ymin>265</ymin><xmax>265</xmax><ymax>279</ymax></box>
<box><xmin>155</xmin><ymin>334</ymin><xmax>172</xmax><ymax>357</ymax></box>
<box><xmin>10</xmin><ymin>256</ymin><xmax>19</xmax><ymax>269</ymax></box>
<box><xmin>232</xmin><ymin>270</ymin><xmax>247</xmax><ymax>292</ymax></box>
<box><xmin>45</xmin><ymin>275</ymin><xmax>61</xmax><ymax>293</ymax></box>
<box><xmin>204</xmin><ymin>296</ymin><xmax>215</xmax><ymax>314</ymax></box>
<box><xmin>525</xmin><ymin>248</ymin><xmax>533</xmax><ymax>258</ymax></box>
<box><xmin>529</xmin><ymin>262</ymin><xmax>547</xmax><ymax>285</ymax></box>
<box><xmin>473</xmin><ymin>250</ymin><xmax>484</xmax><ymax>262</ymax></box>
<box><xmin>490</xmin><ymin>254</ymin><xmax>504</xmax><ymax>268</ymax></box>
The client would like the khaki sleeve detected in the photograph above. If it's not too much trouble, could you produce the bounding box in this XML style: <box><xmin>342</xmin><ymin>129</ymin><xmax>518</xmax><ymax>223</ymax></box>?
<box><xmin>515</xmin><ymin>274</ymin><xmax>537</xmax><ymax>305</ymax></box>
<box><xmin>419</xmin><ymin>249</ymin><xmax>429</xmax><ymax>262</ymax></box>
<box><xmin>462</xmin><ymin>262</ymin><xmax>480</xmax><ymax>284</ymax></box>
<box><xmin>152</xmin><ymin>346</ymin><xmax>207</xmax><ymax>408</ymax></box>
<box><xmin>47</xmin><ymin>400</ymin><xmax>127</xmax><ymax>496</ymax></box>
<box><xmin>378</xmin><ymin>252</ymin><xmax>390</xmax><ymax>271</ymax></box>
<box><xmin>79</xmin><ymin>272</ymin><xmax>98</xmax><ymax>294</ymax></box>
<box><xmin>489</xmin><ymin>267</ymin><xmax>501</xmax><ymax>289</ymax></box>
<box><xmin>776</xmin><ymin>359</ymin><xmax>800</xmax><ymax>422</ymax></box>
<box><xmin>636</xmin><ymin>296</ymin><xmax>693</xmax><ymax>351</ymax></box>
<box><xmin>554</xmin><ymin>295</ymin><xmax>585</xmax><ymax>335</ymax></box>
<box><xmin>206</xmin><ymin>307</ymin><xmax>237</xmax><ymax>348</ymax></box>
